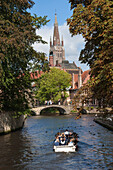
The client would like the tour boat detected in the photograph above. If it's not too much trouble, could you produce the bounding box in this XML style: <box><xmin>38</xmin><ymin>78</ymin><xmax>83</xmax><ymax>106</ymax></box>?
<box><xmin>53</xmin><ymin>130</ymin><xmax>78</xmax><ymax>153</ymax></box>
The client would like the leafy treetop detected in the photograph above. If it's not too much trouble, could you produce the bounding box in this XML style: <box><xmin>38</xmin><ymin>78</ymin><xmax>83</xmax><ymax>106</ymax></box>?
<box><xmin>35</xmin><ymin>68</ymin><xmax>71</xmax><ymax>104</ymax></box>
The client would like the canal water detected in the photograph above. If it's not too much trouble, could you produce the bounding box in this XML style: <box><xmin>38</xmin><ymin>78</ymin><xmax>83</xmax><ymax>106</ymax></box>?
<box><xmin>0</xmin><ymin>114</ymin><xmax>113</xmax><ymax>170</ymax></box>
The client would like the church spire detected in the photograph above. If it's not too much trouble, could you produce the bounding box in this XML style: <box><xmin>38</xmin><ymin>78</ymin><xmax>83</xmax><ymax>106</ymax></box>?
<box><xmin>55</xmin><ymin>13</ymin><xmax>58</xmax><ymax>25</ymax></box>
<box><xmin>53</xmin><ymin>13</ymin><xmax>60</xmax><ymax>46</ymax></box>
<box><xmin>49</xmin><ymin>14</ymin><xmax>65</xmax><ymax>66</ymax></box>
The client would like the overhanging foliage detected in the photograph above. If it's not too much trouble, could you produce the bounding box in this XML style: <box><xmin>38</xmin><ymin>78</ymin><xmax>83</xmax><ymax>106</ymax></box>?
<box><xmin>0</xmin><ymin>0</ymin><xmax>49</xmax><ymax>111</ymax></box>
<box><xmin>68</xmin><ymin>0</ymin><xmax>113</xmax><ymax>109</ymax></box>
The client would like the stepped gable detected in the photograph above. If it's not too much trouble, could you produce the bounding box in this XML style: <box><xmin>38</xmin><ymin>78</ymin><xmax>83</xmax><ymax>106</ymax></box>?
<box><xmin>82</xmin><ymin>70</ymin><xmax>90</xmax><ymax>84</ymax></box>
<box><xmin>74</xmin><ymin>74</ymin><xmax>78</xmax><ymax>89</ymax></box>
<box><xmin>72</xmin><ymin>70</ymin><xmax>90</xmax><ymax>89</ymax></box>
<box><xmin>74</xmin><ymin>74</ymin><xmax>78</xmax><ymax>83</ymax></box>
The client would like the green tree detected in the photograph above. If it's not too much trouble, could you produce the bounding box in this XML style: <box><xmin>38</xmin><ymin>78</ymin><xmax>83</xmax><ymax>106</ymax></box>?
<box><xmin>67</xmin><ymin>0</ymin><xmax>113</xmax><ymax>108</ymax></box>
<box><xmin>35</xmin><ymin>68</ymin><xmax>71</xmax><ymax>104</ymax></box>
<box><xmin>0</xmin><ymin>0</ymin><xmax>49</xmax><ymax>111</ymax></box>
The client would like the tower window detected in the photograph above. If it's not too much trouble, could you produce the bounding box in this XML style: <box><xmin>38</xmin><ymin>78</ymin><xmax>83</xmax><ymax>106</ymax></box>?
<box><xmin>50</xmin><ymin>51</ymin><xmax>53</xmax><ymax>55</ymax></box>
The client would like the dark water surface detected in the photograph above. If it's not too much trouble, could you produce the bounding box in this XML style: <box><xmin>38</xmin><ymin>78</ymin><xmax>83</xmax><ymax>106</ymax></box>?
<box><xmin>0</xmin><ymin>115</ymin><xmax>113</xmax><ymax>170</ymax></box>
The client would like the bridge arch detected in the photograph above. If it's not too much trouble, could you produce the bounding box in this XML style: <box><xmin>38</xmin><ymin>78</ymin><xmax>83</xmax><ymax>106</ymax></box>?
<box><xmin>32</xmin><ymin>105</ymin><xmax>72</xmax><ymax>116</ymax></box>
<box><xmin>40</xmin><ymin>106</ymin><xmax>66</xmax><ymax>115</ymax></box>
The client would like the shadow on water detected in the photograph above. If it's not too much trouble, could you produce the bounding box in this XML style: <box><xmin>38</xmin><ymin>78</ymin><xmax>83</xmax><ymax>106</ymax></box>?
<box><xmin>77</xmin><ymin>140</ymin><xmax>93</xmax><ymax>151</ymax></box>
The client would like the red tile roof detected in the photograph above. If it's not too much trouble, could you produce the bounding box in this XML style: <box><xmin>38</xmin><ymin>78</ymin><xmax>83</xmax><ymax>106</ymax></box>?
<box><xmin>82</xmin><ymin>70</ymin><xmax>90</xmax><ymax>84</ymax></box>
<box><xmin>30</xmin><ymin>70</ymin><xmax>43</xmax><ymax>79</ymax></box>
<box><xmin>72</xmin><ymin>70</ymin><xmax>90</xmax><ymax>89</ymax></box>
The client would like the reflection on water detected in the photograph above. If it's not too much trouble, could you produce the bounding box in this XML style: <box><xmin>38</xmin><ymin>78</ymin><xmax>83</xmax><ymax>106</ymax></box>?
<box><xmin>0</xmin><ymin>115</ymin><xmax>113</xmax><ymax>169</ymax></box>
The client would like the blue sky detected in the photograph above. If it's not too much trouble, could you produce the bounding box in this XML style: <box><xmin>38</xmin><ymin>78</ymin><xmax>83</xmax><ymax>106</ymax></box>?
<box><xmin>29</xmin><ymin>0</ymin><xmax>89</xmax><ymax>71</ymax></box>
<box><xmin>29</xmin><ymin>0</ymin><xmax>73</xmax><ymax>26</ymax></box>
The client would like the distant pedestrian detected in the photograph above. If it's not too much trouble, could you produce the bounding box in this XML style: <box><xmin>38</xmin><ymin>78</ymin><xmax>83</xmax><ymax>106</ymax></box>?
<box><xmin>49</xmin><ymin>100</ymin><xmax>52</xmax><ymax>105</ymax></box>
<box><xmin>58</xmin><ymin>99</ymin><xmax>60</xmax><ymax>105</ymax></box>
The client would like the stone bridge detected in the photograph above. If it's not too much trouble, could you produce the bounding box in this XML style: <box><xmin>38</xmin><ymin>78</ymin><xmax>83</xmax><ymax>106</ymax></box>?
<box><xmin>31</xmin><ymin>105</ymin><xmax>73</xmax><ymax>115</ymax></box>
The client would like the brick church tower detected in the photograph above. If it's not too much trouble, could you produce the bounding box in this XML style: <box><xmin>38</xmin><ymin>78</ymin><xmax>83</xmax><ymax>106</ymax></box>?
<box><xmin>49</xmin><ymin>13</ymin><xmax>65</xmax><ymax>66</ymax></box>
<box><xmin>49</xmin><ymin>13</ymin><xmax>83</xmax><ymax>92</ymax></box>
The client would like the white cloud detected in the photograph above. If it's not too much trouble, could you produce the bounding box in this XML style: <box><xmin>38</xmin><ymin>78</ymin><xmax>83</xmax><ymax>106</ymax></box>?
<box><xmin>33</xmin><ymin>26</ymin><xmax>53</xmax><ymax>55</ymax></box>
<box><xmin>59</xmin><ymin>23</ymin><xmax>85</xmax><ymax>61</ymax></box>
<box><xmin>33</xmin><ymin>23</ymin><xmax>90</xmax><ymax>71</ymax></box>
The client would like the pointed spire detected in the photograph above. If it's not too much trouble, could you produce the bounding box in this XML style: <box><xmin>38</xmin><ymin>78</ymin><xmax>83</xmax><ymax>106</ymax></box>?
<box><xmin>53</xmin><ymin>13</ymin><xmax>60</xmax><ymax>46</ymax></box>
<box><xmin>55</xmin><ymin>13</ymin><xmax>58</xmax><ymax>25</ymax></box>
<box><xmin>49</xmin><ymin>12</ymin><xmax>65</xmax><ymax>66</ymax></box>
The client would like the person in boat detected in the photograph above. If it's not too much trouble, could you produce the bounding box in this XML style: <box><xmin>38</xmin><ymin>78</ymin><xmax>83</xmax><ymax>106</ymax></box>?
<box><xmin>57</xmin><ymin>132</ymin><xmax>61</xmax><ymax>136</ymax></box>
<box><xmin>64</xmin><ymin>129</ymin><xmax>70</xmax><ymax>135</ymax></box>
<box><xmin>65</xmin><ymin>132</ymin><xmax>78</xmax><ymax>145</ymax></box>
<box><xmin>64</xmin><ymin>129</ymin><xmax>70</xmax><ymax>141</ymax></box>
<box><xmin>59</xmin><ymin>133</ymin><xmax>67</xmax><ymax>145</ymax></box>
<box><xmin>67</xmin><ymin>132</ymin><xmax>72</xmax><ymax>142</ymax></box>
<box><xmin>72</xmin><ymin>132</ymin><xmax>79</xmax><ymax>144</ymax></box>
<box><xmin>60</xmin><ymin>138</ymin><xmax>66</xmax><ymax>145</ymax></box>
<box><xmin>54</xmin><ymin>135</ymin><xmax>60</xmax><ymax>146</ymax></box>
<box><xmin>68</xmin><ymin>138</ymin><xmax>74</xmax><ymax>146</ymax></box>
<box><xmin>56</xmin><ymin>132</ymin><xmax>61</xmax><ymax>143</ymax></box>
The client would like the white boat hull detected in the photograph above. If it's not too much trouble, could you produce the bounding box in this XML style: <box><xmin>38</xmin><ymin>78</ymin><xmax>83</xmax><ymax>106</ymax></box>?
<box><xmin>53</xmin><ymin>145</ymin><xmax>76</xmax><ymax>152</ymax></box>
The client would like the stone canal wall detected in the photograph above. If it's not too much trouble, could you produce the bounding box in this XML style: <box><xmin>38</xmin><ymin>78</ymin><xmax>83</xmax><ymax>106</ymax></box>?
<box><xmin>0</xmin><ymin>111</ymin><xmax>25</xmax><ymax>134</ymax></box>
<box><xmin>94</xmin><ymin>118</ymin><xmax>113</xmax><ymax>131</ymax></box>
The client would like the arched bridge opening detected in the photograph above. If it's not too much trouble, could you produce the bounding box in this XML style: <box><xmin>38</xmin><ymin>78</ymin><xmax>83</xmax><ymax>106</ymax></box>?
<box><xmin>32</xmin><ymin>105</ymin><xmax>72</xmax><ymax>116</ymax></box>
<box><xmin>40</xmin><ymin>106</ymin><xmax>66</xmax><ymax>116</ymax></box>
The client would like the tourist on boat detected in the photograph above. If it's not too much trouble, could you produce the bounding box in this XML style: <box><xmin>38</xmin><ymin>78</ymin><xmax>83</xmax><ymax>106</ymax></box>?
<box><xmin>57</xmin><ymin>132</ymin><xmax>61</xmax><ymax>136</ymax></box>
<box><xmin>56</xmin><ymin>132</ymin><xmax>61</xmax><ymax>141</ymax></box>
<box><xmin>64</xmin><ymin>129</ymin><xmax>70</xmax><ymax>135</ymax></box>
<box><xmin>72</xmin><ymin>132</ymin><xmax>78</xmax><ymax>144</ymax></box>
<box><xmin>54</xmin><ymin>135</ymin><xmax>60</xmax><ymax>146</ymax></box>
<box><xmin>67</xmin><ymin>133</ymin><xmax>72</xmax><ymax>142</ymax></box>
<box><xmin>59</xmin><ymin>133</ymin><xmax>67</xmax><ymax>145</ymax></box>
<box><xmin>68</xmin><ymin>138</ymin><xmax>74</xmax><ymax>146</ymax></box>
<box><xmin>60</xmin><ymin>137</ymin><xmax>66</xmax><ymax>145</ymax></box>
